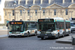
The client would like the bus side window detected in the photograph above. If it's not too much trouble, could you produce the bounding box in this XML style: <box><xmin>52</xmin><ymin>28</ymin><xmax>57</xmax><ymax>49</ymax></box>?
<box><xmin>66</xmin><ymin>22</ymin><xmax>70</xmax><ymax>29</ymax></box>
<box><xmin>60</xmin><ymin>22</ymin><xmax>64</xmax><ymax>29</ymax></box>
<box><xmin>56</xmin><ymin>23</ymin><xmax>59</xmax><ymax>30</ymax></box>
<box><xmin>25</xmin><ymin>24</ymin><xmax>27</xmax><ymax>28</ymax></box>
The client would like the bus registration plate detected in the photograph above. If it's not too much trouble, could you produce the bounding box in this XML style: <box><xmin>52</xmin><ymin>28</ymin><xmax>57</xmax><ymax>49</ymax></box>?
<box><xmin>44</xmin><ymin>34</ymin><xmax>48</xmax><ymax>38</ymax></box>
<box><xmin>16</xmin><ymin>32</ymin><xmax>20</xmax><ymax>34</ymax></box>
<box><xmin>44</xmin><ymin>36</ymin><xmax>48</xmax><ymax>38</ymax></box>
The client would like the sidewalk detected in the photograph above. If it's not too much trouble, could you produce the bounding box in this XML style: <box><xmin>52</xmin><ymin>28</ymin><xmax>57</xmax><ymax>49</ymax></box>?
<box><xmin>56</xmin><ymin>36</ymin><xmax>72</xmax><ymax>44</ymax></box>
<box><xmin>0</xmin><ymin>35</ymin><xmax>8</xmax><ymax>38</ymax></box>
<box><xmin>0</xmin><ymin>26</ymin><xmax>7</xmax><ymax>31</ymax></box>
<box><xmin>0</xmin><ymin>26</ymin><xmax>8</xmax><ymax>37</ymax></box>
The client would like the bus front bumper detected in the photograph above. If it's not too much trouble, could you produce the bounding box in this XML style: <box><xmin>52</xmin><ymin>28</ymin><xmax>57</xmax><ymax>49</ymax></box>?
<box><xmin>37</xmin><ymin>33</ymin><xmax>57</xmax><ymax>38</ymax></box>
<box><xmin>8</xmin><ymin>33</ymin><xmax>28</xmax><ymax>37</ymax></box>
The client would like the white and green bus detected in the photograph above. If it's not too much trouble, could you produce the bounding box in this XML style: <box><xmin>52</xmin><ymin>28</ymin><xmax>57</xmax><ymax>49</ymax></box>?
<box><xmin>7</xmin><ymin>21</ymin><xmax>37</xmax><ymax>37</ymax></box>
<box><xmin>37</xmin><ymin>18</ymin><xmax>70</xmax><ymax>39</ymax></box>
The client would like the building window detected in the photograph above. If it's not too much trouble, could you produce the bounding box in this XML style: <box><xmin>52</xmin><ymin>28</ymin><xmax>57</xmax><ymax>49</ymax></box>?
<box><xmin>43</xmin><ymin>0</ymin><xmax>48</xmax><ymax>3</ymax></box>
<box><xmin>9</xmin><ymin>14</ymin><xmax>11</xmax><ymax>16</ymax></box>
<box><xmin>28</xmin><ymin>10</ymin><xmax>30</xmax><ymax>16</ymax></box>
<box><xmin>43</xmin><ymin>10</ymin><xmax>45</xmax><ymax>15</ymax></box>
<box><xmin>20</xmin><ymin>10</ymin><xmax>22</xmax><ymax>16</ymax></box>
<box><xmin>54</xmin><ymin>9</ymin><xmax>56</xmax><ymax>15</ymax></box>
<box><xmin>66</xmin><ymin>9</ymin><xmax>68</xmax><ymax>15</ymax></box>
<box><xmin>35</xmin><ymin>10</ymin><xmax>37</xmax><ymax>16</ymax></box>
<box><xmin>74</xmin><ymin>0</ymin><xmax>75</xmax><ymax>2</ymax></box>
<box><xmin>65</xmin><ymin>0</ymin><xmax>71</xmax><ymax>2</ymax></box>
<box><xmin>5</xmin><ymin>11</ymin><xmax>7</xmax><ymax>16</ymax></box>
<box><xmin>12</xmin><ymin>10</ymin><xmax>15</xmax><ymax>16</ymax></box>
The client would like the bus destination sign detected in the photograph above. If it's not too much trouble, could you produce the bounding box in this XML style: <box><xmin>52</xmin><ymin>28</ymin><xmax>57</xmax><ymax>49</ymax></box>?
<box><xmin>11</xmin><ymin>22</ymin><xmax>23</xmax><ymax>24</ymax></box>
<box><xmin>38</xmin><ymin>19</ymin><xmax>54</xmax><ymax>22</ymax></box>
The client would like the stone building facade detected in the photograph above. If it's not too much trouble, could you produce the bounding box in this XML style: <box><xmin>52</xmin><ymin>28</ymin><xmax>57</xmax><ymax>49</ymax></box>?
<box><xmin>4</xmin><ymin>0</ymin><xmax>75</xmax><ymax>21</ymax></box>
<box><xmin>0</xmin><ymin>15</ymin><xmax>1</xmax><ymax>21</ymax></box>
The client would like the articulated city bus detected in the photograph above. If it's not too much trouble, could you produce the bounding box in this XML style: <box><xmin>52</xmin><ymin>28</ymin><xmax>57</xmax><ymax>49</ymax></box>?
<box><xmin>37</xmin><ymin>18</ymin><xmax>70</xmax><ymax>39</ymax></box>
<box><xmin>7</xmin><ymin>21</ymin><xmax>37</xmax><ymax>37</ymax></box>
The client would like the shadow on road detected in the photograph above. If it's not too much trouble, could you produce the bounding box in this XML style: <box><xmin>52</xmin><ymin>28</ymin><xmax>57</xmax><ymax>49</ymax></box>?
<box><xmin>8</xmin><ymin>35</ymin><xmax>36</xmax><ymax>38</ymax></box>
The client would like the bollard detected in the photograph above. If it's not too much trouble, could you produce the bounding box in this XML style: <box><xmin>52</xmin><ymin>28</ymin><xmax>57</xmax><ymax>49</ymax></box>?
<box><xmin>72</xmin><ymin>36</ymin><xmax>75</xmax><ymax>45</ymax></box>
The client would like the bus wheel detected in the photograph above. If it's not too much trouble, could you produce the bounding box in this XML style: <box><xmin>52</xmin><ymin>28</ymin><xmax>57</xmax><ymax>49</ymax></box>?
<box><xmin>71</xmin><ymin>31</ymin><xmax>73</xmax><ymax>33</ymax></box>
<box><xmin>55</xmin><ymin>33</ymin><xmax>59</xmax><ymax>39</ymax></box>
<box><xmin>62</xmin><ymin>33</ymin><xmax>65</xmax><ymax>37</ymax></box>
<box><xmin>41</xmin><ymin>37</ymin><xmax>45</xmax><ymax>40</ymax></box>
<box><xmin>8</xmin><ymin>36</ymin><xmax>11</xmax><ymax>38</ymax></box>
<box><xmin>66</xmin><ymin>34</ymin><xmax>69</xmax><ymax>36</ymax></box>
<box><xmin>41</xmin><ymin>37</ymin><xmax>44</xmax><ymax>40</ymax></box>
<box><xmin>35</xmin><ymin>31</ymin><xmax>37</xmax><ymax>36</ymax></box>
<box><xmin>27</xmin><ymin>32</ymin><xmax>30</xmax><ymax>37</ymax></box>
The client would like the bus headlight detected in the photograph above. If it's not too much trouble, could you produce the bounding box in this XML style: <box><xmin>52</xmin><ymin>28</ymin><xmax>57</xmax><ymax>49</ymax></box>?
<box><xmin>53</xmin><ymin>34</ymin><xmax>56</xmax><ymax>36</ymax></box>
<box><xmin>46</xmin><ymin>31</ymin><xmax>51</xmax><ymax>34</ymax></box>
<box><xmin>51</xmin><ymin>31</ymin><xmax>57</xmax><ymax>36</ymax></box>
<box><xmin>37</xmin><ymin>31</ymin><xmax>41</xmax><ymax>34</ymax></box>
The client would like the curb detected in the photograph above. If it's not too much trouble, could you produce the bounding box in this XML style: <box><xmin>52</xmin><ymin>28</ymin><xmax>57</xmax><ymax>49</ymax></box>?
<box><xmin>56</xmin><ymin>40</ymin><xmax>72</xmax><ymax>44</ymax></box>
<box><xmin>56</xmin><ymin>36</ymin><xmax>72</xmax><ymax>44</ymax></box>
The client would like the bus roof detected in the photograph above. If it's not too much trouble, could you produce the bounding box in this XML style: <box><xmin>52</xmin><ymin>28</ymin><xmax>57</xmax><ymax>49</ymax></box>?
<box><xmin>54</xmin><ymin>20</ymin><xmax>70</xmax><ymax>22</ymax></box>
<box><xmin>24</xmin><ymin>21</ymin><xmax>37</xmax><ymax>22</ymax></box>
<box><xmin>9</xmin><ymin>21</ymin><xmax>37</xmax><ymax>23</ymax></box>
<box><xmin>54</xmin><ymin>17</ymin><xmax>64</xmax><ymax>20</ymax></box>
<box><xmin>38</xmin><ymin>17</ymin><xmax>70</xmax><ymax>22</ymax></box>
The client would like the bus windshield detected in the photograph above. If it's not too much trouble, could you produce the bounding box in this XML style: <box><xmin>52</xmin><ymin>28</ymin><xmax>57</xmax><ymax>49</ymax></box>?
<box><xmin>39</xmin><ymin>23</ymin><xmax>55</xmax><ymax>31</ymax></box>
<box><xmin>9</xmin><ymin>24</ymin><xmax>24</xmax><ymax>32</ymax></box>
<box><xmin>28</xmin><ymin>24</ymin><xmax>36</xmax><ymax>28</ymax></box>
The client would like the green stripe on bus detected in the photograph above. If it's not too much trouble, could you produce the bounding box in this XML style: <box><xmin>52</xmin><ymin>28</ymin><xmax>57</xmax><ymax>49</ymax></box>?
<box><xmin>54</xmin><ymin>20</ymin><xmax>64</xmax><ymax>22</ymax></box>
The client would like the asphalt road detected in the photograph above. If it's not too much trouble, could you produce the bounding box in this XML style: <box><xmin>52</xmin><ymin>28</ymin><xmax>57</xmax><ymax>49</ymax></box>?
<box><xmin>0</xmin><ymin>35</ymin><xmax>75</xmax><ymax>50</ymax></box>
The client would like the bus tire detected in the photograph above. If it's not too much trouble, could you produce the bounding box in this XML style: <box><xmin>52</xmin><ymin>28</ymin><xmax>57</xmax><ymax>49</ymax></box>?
<box><xmin>27</xmin><ymin>32</ymin><xmax>30</xmax><ymax>37</ymax></box>
<box><xmin>35</xmin><ymin>31</ymin><xmax>37</xmax><ymax>36</ymax></box>
<box><xmin>41</xmin><ymin>37</ymin><xmax>44</xmax><ymax>40</ymax></box>
<box><xmin>8</xmin><ymin>36</ymin><xmax>11</xmax><ymax>38</ymax></box>
<box><xmin>55</xmin><ymin>33</ymin><xmax>59</xmax><ymax>39</ymax></box>
<box><xmin>71</xmin><ymin>31</ymin><xmax>73</xmax><ymax>33</ymax></box>
<box><xmin>66</xmin><ymin>34</ymin><xmax>69</xmax><ymax>36</ymax></box>
<box><xmin>62</xmin><ymin>33</ymin><xmax>65</xmax><ymax>37</ymax></box>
